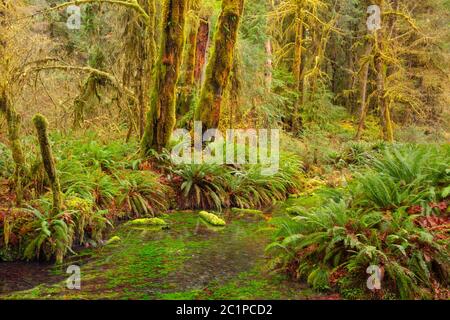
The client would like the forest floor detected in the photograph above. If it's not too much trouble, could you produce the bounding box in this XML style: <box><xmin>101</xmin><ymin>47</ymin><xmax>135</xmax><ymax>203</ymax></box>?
<box><xmin>0</xmin><ymin>206</ymin><xmax>337</xmax><ymax>300</ymax></box>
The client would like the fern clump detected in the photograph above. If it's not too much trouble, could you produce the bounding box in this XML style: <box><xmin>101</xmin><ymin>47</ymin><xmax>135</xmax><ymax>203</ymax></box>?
<box><xmin>117</xmin><ymin>170</ymin><xmax>170</xmax><ymax>218</ymax></box>
<box><xmin>268</xmin><ymin>144</ymin><xmax>450</xmax><ymax>299</ymax></box>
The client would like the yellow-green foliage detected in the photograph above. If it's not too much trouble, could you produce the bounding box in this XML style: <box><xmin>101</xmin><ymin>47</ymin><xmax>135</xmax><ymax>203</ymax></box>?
<box><xmin>128</xmin><ymin>218</ymin><xmax>167</xmax><ymax>226</ymax></box>
<box><xmin>65</xmin><ymin>196</ymin><xmax>94</xmax><ymax>245</ymax></box>
<box><xmin>199</xmin><ymin>211</ymin><xmax>226</xmax><ymax>226</ymax></box>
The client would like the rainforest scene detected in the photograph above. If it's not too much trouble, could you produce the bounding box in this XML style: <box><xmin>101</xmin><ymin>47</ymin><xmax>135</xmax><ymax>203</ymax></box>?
<box><xmin>0</xmin><ymin>0</ymin><xmax>449</xmax><ymax>301</ymax></box>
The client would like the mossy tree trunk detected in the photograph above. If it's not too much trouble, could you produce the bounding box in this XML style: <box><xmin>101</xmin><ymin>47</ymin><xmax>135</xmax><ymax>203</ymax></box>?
<box><xmin>292</xmin><ymin>2</ymin><xmax>304</xmax><ymax>134</ymax></box>
<box><xmin>0</xmin><ymin>93</ymin><xmax>27</xmax><ymax>204</ymax></box>
<box><xmin>123</xmin><ymin>0</ymin><xmax>156</xmax><ymax>139</ymax></box>
<box><xmin>141</xmin><ymin>0</ymin><xmax>188</xmax><ymax>154</ymax></box>
<box><xmin>374</xmin><ymin>0</ymin><xmax>393</xmax><ymax>142</ymax></box>
<box><xmin>194</xmin><ymin>16</ymin><xmax>210</xmax><ymax>86</ymax></box>
<box><xmin>195</xmin><ymin>0</ymin><xmax>244</xmax><ymax>130</ymax></box>
<box><xmin>33</xmin><ymin>114</ymin><xmax>62</xmax><ymax>216</ymax></box>
<box><xmin>177</xmin><ymin>0</ymin><xmax>201</xmax><ymax>117</ymax></box>
<box><xmin>1</xmin><ymin>1</ymin><xmax>27</xmax><ymax>205</ymax></box>
<box><xmin>356</xmin><ymin>41</ymin><xmax>374</xmax><ymax>140</ymax></box>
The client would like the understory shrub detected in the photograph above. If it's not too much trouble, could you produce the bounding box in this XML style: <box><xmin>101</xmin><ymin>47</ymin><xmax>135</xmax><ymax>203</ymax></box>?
<box><xmin>268</xmin><ymin>144</ymin><xmax>450</xmax><ymax>299</ymax></box>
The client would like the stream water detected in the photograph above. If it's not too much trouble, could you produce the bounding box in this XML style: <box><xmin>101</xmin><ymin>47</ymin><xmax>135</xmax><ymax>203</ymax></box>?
<box><xmin>0</xmin><ymin>209</ymin><xmax>321</xmax><ymax>300</ymax></box>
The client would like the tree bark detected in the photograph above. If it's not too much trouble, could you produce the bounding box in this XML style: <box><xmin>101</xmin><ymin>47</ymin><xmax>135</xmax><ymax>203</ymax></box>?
<box><xmin>356</xmin><ymin>42</ymin><xmax>373</xmax><ymax>140</ymax></box>
<box><xmin>142</xmin><ymin>0</ymin><xmax>188</xmax><ymax>154</ymax></box>
<box><xmin>177</xmin><ymin>0</ymin><xmax>200</xmax><ymax>117</ymax></box>
<box><xmin>122</xmin><ymin>0</ymin><xmax>156</xmax><ymax>139</ymax></box>
<box><xmin>195</xmin><ymin>0</ymin><xmax>244</xmax><ymax>130</ymax></box>
<box><xmin>194</xmin><ymin>17</ymin><xmax>210</xmax><ymax>86</ymax></box>
<box><xmin>374</xmin><ymin>0</ymin><xmax>393</xmax><ymax>142</ymax></box>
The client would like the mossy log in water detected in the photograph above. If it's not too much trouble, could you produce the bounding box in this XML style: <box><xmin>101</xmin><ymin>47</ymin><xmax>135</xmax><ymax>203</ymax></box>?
<box><xmin>128</xmin><ymin>218</ymin><xmax>167</xmax><ymax>226</ymax></box>
<box><xmin>195</xmin><ymin>0</ymin><xmax>244</xmax><ymax>129</ymax></box>
<box><xmin>231</xmin><ymin>208</ymin><xmax>264</xmax><ymax>216</ymax></box>
<box><xmin>142</xmin><ymin>0</ymin><xmax>188</xmax><ymax>153</ymax></box>
<box><xmin>32</xmin><ymin>114</ymin><xmax>62</xmax><ymax>215</ymax></box>
<box><xmin>199</xmin><ymin>211</ymin><xmax>226</xmax><ymax>226</ymax></box>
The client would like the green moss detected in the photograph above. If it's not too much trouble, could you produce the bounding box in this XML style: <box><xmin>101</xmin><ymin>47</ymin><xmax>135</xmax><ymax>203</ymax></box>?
<box><xmin>199</xmin><ymin>211</ymin><xmax>226</xmax><ymax>226</ymax></box>
<box><xmin>231</xmin><ymin>208</ymin><xmax>264</xmax><ymax>216</ymax></box>
<box><xmin>127</xmin><ymin>217</ymin><xmax>167</xmax><ymax>226</ymax></box>
<box><xmin>33</xmin><ymin>113</ymin><xmax>62</xmax><ymax>215</ymax></box>
<box><xmin>0</xmin><ymin>211</ymin><xmax>312</xmax><ymax>300</ymax></box>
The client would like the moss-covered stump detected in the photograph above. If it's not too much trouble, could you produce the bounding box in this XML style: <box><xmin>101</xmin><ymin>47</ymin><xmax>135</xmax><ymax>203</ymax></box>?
<box><xmin>33</xmin><ymin>114</ymin><xmax>61</xmax><ymax>215</ymax></box>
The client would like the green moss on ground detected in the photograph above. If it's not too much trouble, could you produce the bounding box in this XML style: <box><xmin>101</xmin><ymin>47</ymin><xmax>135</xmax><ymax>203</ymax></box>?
<box><xmin>0</xmin><ymin>211</ymin><xmax>316</xmax><ymax>300</ymax></box>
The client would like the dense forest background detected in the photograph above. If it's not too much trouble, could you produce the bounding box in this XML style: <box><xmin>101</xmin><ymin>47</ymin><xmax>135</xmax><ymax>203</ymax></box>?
<box><xmin>1</xmin><ymin>0</ymin><xmax>449</xmax><ymax>144</ymax></box>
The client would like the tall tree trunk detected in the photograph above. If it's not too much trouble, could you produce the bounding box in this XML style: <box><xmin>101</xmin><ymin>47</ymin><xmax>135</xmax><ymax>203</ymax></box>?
<box><xmin>177</xmin><ymin>0</ymin><xmax>201</xmax><ymax>117</ymax></box>
<box><xmin>356</xmin><ymin>42</ymin><xmax>373</xmax><ymax>140</ymax></box>
<box><xmin>292</xmin><ymin>4</ymin><xmax>304</xmax><ymax>133</ymax></box>
<box><xmin>0</xmin><ymin>0</ymin><xmax>27</xmax><ymax>205</ymax></box>
<box><xmin>0</xmin><ymin>93</ymin><xmax>27</xmax><ymax>204</ymax></box>
<box><xmin>374</xmin><ymin>0</ymin><xmax>393</xmax><ymax>142</ymax></box>
<box><xmin>265</xmin><ymin>38</ymin><xmax>273</xmax><ymax>92</ymax></box>
<box><xmin>193</xmin><ymin>16</ymin><xmax>210</xmax><ymax>86</ymax></box>
<box><xmin>141</xmin><ymin>0</ymin><xmax>188</xmax><ymax>154</ymax></box>
<box><xmin>195</xmin><ymin>0</ymin><xmax>244</xmax><ymax>130</ymax></box>
<box><xmin>122</xmin><ymin>0</ymin><xmax>156</xmax><ymax>139</ymax></box>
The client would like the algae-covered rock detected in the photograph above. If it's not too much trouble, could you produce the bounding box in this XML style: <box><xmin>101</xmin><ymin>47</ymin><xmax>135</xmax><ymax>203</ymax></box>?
<box><xmin>199</xmin><ymin>211</ymin><xmax>226</xmax><ymax>226</ymax></box>
<box><xmin>105</xmin><ymin>236</ymin><xmax>121</xmax><ymax>245</ymax></box>
<box><xmin>231</xmin><ymin>208</ymin><xmax>264</xmax><ymax>216</ymax></box>
<box><xmin>128</xmin><ymin>218</ymin><xmax>167</xmax><ymax>226</ymax></box>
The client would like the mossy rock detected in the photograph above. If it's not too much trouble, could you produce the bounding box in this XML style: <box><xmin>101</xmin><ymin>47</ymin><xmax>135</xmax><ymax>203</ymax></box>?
<box><xmin>127</xmin><ymin>218</ymin><xmax>167</xmax><ymax>226</ymax></box>
<box><xmin>231</xmin><ymin>208</ymin><xmax>264</xmax><ymax>216</ymax></box>
<box><xmin>199</xmin><ymin>211</ymin><xmax>226</xmax><ymax>226</ymax></box>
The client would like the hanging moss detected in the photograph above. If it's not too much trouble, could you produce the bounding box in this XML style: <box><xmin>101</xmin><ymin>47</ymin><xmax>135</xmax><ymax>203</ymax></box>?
<box><xmin>32</xmin><ymin>114</ymin><xmax>62</xmax><ymax>216</ymax></box>
<box><xmin>194</xmin><ymin>0</ymin><xmax>244</xmax><ymax>130</ymax></box>
<box><xmin>142</xmin><ymin>0</ymin><xmax>188</xmax><ymax>154</ymax></box>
